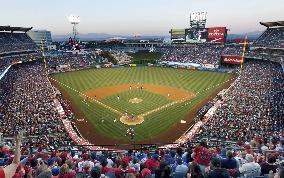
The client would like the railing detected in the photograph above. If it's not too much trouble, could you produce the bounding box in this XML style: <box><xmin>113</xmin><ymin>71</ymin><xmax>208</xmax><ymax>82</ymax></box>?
<box><xmin>0</xmin><ymin>65</ymin><xmax>11</xmax><ymax>80</ymax></box>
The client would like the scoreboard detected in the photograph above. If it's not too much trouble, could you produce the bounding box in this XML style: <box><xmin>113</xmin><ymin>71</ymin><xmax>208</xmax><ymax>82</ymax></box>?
<box><xmin>185</xmin><ymin>28</ymin><xmax>208</xmax><ymax>43</ymax></box>
<box><xmin>170</xmin><ymin>27</ymin><xmax>227</xmax><ymax>43</ymax></box>
<box><xmin>171</xmin><ymin>29</ymin><xmax>186</xmax><ymax>42</ymax></box>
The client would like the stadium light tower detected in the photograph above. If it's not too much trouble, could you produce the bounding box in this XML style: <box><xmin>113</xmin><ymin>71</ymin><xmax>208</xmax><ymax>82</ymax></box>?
<box><xmin>68</xmin><ymin>14</ymin><xmax>80</xmax><ymax>41</ymax></box>
<box><xmin>190</xmin><ymin>11</ymin><xmax>207</xmax><ymax>28</ymax></box>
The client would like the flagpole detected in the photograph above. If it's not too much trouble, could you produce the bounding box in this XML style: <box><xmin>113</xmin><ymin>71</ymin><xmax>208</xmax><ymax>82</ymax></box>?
<box><xmin>240</xmin><ymin>35</ymin><xmax>248</xmax><ymax>75</ymax></box>
<box><xmin>41</xmin><ymin>39</ymin><xmax>56</xmax><ymax>94</ymax></box>
<box><xmin>41</xmin><ymin>39</ymin><xmax>48</xmax><ymax>77</ymax></box>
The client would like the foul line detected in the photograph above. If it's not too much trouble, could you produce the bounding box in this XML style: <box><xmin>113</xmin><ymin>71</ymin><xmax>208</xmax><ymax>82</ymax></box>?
<box><xmin>48</xmin><ymin>77</ymin><xmax>124</xmax><ymax>116</ymax></box>
<box><xmin>139</xmin><ymin>77</ymin><xmax>235</xmax><ymax>118</ymax></box>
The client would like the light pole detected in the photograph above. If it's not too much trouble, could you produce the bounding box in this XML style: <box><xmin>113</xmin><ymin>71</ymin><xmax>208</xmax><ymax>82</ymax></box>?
<box><xmin>68</xmin><ymin>15</ymin><xmax>80</xmax><ymax>42</ymax></box>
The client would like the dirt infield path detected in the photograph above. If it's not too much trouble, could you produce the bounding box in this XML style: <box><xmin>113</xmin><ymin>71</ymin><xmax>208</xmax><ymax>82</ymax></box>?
<box><xmin>81</xmin><ymin>83</ymin><xmax>195</xmax><ymax>125</ymax></box>
<box><xmin>82</xmin><ymin>84</ymin><xmax>194</xmax><ymax>101</ymax></box>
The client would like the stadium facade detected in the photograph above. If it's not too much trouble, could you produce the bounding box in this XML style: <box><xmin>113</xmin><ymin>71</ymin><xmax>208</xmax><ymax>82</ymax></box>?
<box><xmin>27</xmin><ymin>30</ymin><xmax>53</xmax><ymax>49</ymax></box>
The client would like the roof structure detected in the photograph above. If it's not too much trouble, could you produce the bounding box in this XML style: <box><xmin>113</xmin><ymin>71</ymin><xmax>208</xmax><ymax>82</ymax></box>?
<box><xmin>0</xmin><ymin>26</ymin><xmax>33</xmax><ymax>32</ymax></box>
<box><xmin>260</xmin><ymin>21</ymin><xmax>284</xmax><ymax>28</ymax></box>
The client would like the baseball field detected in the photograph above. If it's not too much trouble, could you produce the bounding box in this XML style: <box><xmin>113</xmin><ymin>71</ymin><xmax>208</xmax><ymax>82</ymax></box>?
<box><xmin>50</xmin><ymin>67</ymin><xmax>235</xmax><ymax>145</ymax></box>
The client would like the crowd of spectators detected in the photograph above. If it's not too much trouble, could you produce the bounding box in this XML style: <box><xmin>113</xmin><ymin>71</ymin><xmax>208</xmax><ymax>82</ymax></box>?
<box><xmin>158</xmin><ymin>45</ymin><xmax>280</xmax><ymax>66</ymax></box>
<box><xmin>46</xmin><ymin>53</ymin><xmax>96</xmax><ymax>73</ymax></box>
<box><xmin>0</xmin><ymin>32</ymin><xmax>37</xmax><ymax>53</ymax></box>
<box><xmin>0</xmin><ymin>54</ymin><xmax>41</xmax><ymax>74</ymax></box>
<box><xmin>221</xmin><ymin>46</ymin><xmax>248</xmax><ymax>56</ymax></box>
<box><xmin>253</xmin><ymin>28</ymin><xmax>284</xmax><ymax>48</ymax></box>
<box><xmin>2</xmin><ymin>132</ymin><xmax>284</xmax><ymax>178</ymax></box>
<box><xmin>0</xmin><ymin>61</ymin><xmax>74</xmax><ymax>150</ymax></box>
<box><xmin>158</xmin><ymin>45</ymin><xmax>224</xmax><ymax>65</ymax></box>
<box><xmin>191</xmin><ymin>59</ymin><xmax>284</xmax><ymax>145</ymax></box>
<box><xmin>0</xmin><ymin>57</ymin><xmax>282</xmax><ymax>178</ymax></box>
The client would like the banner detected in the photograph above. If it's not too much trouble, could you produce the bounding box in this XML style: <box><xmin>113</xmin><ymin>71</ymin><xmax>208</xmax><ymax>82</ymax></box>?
<box><xmin>208</xmin><ymin>27</ymin><xmax>226</xmax><ymax>43</ymax></box>
<box><xmin>222</xmin><ymin>55</ymin><xmax>243</xmax><ymax>64</ymax></box>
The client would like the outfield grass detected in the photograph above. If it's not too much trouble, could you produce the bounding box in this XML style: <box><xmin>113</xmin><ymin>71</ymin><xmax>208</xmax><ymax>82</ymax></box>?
<box><xmin>128</xmin><ymin>51</ymin><xmax>162</xmax><ymax>64</ymax></box>
<box><xmin>51</xmin><ymin>67</ymin><xmax>234</xmax><ymax>142</ymax></box>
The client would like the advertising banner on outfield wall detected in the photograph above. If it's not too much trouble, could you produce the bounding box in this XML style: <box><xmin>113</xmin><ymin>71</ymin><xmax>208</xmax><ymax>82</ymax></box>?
<box><xmin>222</xmin><ymin>55</ymin><xmax>243</xmax><ymax>64</ymax></box>
<box><xmin>208</xmin><ymin>27</ymin><xmax>226</xmax><ymax>43</ymax></box>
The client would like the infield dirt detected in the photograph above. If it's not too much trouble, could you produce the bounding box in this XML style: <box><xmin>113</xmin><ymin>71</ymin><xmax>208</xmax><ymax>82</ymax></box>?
<box><xmin>81</xmin><ymin>84</ymin><xmax>194</xmax><ymax>101</ymax></box>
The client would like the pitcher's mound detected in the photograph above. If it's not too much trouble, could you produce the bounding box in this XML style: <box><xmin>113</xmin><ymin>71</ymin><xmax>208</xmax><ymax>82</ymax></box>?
<box><xmin>129</xmin><ymin>98</ymin><xmax>143</xmax><ymax>104</ymax></box>
<box><xmin>120</xmin><ymin>115</ymin><xmax>144</xmax><ymax>125</ymax></box>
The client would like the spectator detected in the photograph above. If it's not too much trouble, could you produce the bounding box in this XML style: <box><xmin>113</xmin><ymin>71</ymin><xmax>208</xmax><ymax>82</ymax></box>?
<box><xmin>235</xmin><ymin>151</ymin><xmax>247</xmax><ymax>168</ymax></box>
<box><xmin>204</xmin><ymin>157</ymin><xmax>230</xmax><ymax>178</ymax></box>
<box><xmin>192</xmin><ymin>140</ymin><xmax>212</xmax><ymax>173</ymax></box>
<box><xmin>187</xmin><ymin>162</ymin><xmax>204</xmax><ymax>178</ymax></box>
<box><xmin>59</xmin><ymin>164</ymin><xmax>76</xmax><ymax>178</ymax></box>
<box><xmin>261</xmin><ymin>155</ymin><xmax>278</xmax><ymax>176</ymax></box>
<box><xmin>0</xmin><ymin>131</ymin><xmax>22</xmax><ymax>178</ymax></box>
<box><xmin>137</xmin><ymin>163</ymin><xmax>151</xmax><ymax>178</ymax></box>
<box><xmin>155</xmin><ymin>160</ymin><xmax>172</xmax><ymax>178</ymax></box>
<box><xmin>221</xmin><ymin>150</ymin><xmax>238</xmax><ymax>169</ymax></box>
<box><xmin>90</xmin><ymin>167</ymin><xmax>102</xmax><ymax>178</ymax></box>
<box><xmin>238</xmin><ymin>154</ymin><xmax>261</xmax><ymax>178</ymax></box>
<box><xmin>175</xmin><ymin>157</ymin><xmax>188</xmax><ymax>175</ymax></box>
<box><xmin>145</xmin><ymin>154</ymin><xmax>160</xmax><ymax>174</ymax></box>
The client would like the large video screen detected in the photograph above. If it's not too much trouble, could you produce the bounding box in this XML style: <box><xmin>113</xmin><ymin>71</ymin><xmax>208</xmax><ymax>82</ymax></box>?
<box><xmin>185</xmin><ymin>28</ymin><xmax>208</xmax><ymax>43</ymax></box>
<box><xmin>171</xmin><ymin>27</ymin><xmax>227</xmax><ymax>43</ymax></box>
<box><xmin>171</xmin><ymin>29</ymin><xmax>185</xmax><ymax>42</ymax></box>
<box><xmin>207</xmin><ymin>27</ymin><xmax>226</xmax><ymax>43</ymax></box>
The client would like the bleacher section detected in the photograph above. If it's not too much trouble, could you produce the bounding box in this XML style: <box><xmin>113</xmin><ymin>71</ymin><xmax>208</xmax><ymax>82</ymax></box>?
<box><xmin>0</xmin><ymin>26</ymin><xmax>37</xmax><ymax>54</ymax></box>
<box><xmin>253</xmin><ymin>27</ymin><xmax>284</xmax><ymax>48</ymax></box>
<box><xmin>0</xmin><ymin>32</ymin><xmax>37</xmax><ymax>53</ymax></box>
<box><xmin>253</xmin><ymin>21</ymin><xmax>284</xmax><ymax>48</ymax></box>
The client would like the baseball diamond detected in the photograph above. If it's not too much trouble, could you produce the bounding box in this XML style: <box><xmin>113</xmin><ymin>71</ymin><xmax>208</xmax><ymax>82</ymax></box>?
<box><xmin>50</xmin><ymin>67</ymin><xmax>235</xmax><ymax>144</ymax></box>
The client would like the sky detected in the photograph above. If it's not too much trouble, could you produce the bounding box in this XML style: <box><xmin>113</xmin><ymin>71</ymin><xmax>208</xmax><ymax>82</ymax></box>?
<box><xmin>1</xmin><ymin>0</ymin><xmax>283</xmax><ymax>36</ymax></box>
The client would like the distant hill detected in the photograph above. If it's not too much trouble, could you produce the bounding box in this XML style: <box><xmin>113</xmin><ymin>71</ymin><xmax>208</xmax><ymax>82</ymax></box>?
<box><xmin>53</xmin><ymin>33</ymin><xmax>113</xmax><ymax>41</ymax></box>
<box><xmin>52</xmin><ymin>33</ymin><xmax>166</xmax><ymax>41</ymax></box>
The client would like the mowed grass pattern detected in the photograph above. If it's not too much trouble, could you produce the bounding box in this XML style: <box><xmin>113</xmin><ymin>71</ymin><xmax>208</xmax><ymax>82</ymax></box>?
<box><xmin>102</xmin><ymin>90</ymin><xmax>170</xmax><ymax>115</ymax></box>
<box><xmin>51</xmin><ymin>67</ymin><xmax>234</xmax><ymax>142</ymax></box>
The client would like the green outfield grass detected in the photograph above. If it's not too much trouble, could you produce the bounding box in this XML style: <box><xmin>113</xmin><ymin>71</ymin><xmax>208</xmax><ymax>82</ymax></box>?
<box><xmin>128</xmin><ymin>51</ymin><xmax>162</xmax><ymax>64</ymax></box>
<box><xmin>50</xmin><ymin>67</ymin><xmax>234</xmax><ymax>142</ymax></box>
